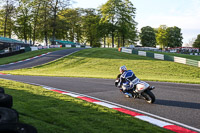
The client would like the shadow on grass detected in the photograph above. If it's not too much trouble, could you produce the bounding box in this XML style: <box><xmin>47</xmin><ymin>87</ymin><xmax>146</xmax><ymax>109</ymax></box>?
<box><xmin>155</xmin><ymin>99</ymin><xmax>200</xmax><ymax>109</ymax></box>
<box><xmin>4</xmin><ymin>87</ymin><xmax>171</xmax><ymax>133</ymax></box>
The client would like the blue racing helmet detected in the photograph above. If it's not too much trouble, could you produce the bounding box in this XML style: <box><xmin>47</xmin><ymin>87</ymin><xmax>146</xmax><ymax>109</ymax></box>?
<box><xmin>119</xmin><ymin>65</ymin><xmax>127</xmax><ymax>73</ymax></box>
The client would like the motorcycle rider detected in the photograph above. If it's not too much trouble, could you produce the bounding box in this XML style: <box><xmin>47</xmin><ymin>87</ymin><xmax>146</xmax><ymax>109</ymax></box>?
<box><xmin>116</xmin><ymin>65</ymin><xmax>154</xmax><ymax>98</ymax></box>
<box><xmin>116</xmin><ymin>65</ymin><xmax>140</xmax><ymax>98</ymax></box>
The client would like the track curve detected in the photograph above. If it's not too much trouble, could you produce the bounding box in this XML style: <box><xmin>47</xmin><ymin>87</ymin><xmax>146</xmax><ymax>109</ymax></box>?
<box><xmin>0</xmin><ymin>48</ymin><xmax>84</xmax><ymax>71</ymax></box>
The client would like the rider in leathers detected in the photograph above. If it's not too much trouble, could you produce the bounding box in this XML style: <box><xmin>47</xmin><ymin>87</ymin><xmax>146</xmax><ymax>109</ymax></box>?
<box><xmin>117</xmin><ymin>65</ymin><xmax>140</xmax><ymax>98</ymax></box>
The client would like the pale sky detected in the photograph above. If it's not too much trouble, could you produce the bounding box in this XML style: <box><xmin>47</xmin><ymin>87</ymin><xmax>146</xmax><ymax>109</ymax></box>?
<box><xmin>73</xmin><ymin>0</ymin><xmax>200</xmax><ymax>45</ymax></box>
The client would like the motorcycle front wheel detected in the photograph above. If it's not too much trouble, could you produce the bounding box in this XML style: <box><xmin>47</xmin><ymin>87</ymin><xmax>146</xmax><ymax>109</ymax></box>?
<box><xmin>141</xmin><ymin>90</ymin><xmax>155</xmax><ymax>104</ymax></box>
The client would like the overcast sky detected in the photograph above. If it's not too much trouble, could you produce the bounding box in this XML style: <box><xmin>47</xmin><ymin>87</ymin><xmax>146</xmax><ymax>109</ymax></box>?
<box><xmin>73</xmin><ymin>0</ymin><xmax>200</xmax><ymax>45</ymax></box>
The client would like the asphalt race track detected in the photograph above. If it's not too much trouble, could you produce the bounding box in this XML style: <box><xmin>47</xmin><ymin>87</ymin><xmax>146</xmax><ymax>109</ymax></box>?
<box><xmin>0</xmin><ymin>48</ymin><xmax>85</xmax><ymax>71</ymax></box>
<box><xmin>0</xmin><ymin>48</ymin><xmax>200</xmax><ymax>132</ymax></box>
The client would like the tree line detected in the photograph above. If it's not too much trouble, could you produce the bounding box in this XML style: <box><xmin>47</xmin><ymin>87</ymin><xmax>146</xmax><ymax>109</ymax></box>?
<box><xmin>139</xmin><ymin>25</ymin><xmax>183</xmax><ymax>49</ymax></box>
<box><xmin>1</xmin><ymin>0</ymin><xmax>199</xmax><ymax>48</ymax></box>
<box><xmin>139</xmin><ymin>25</ymin><xmax>200</xmax><ymax>49</ymax></box>
<box><xmin>0</xmin><ymin>0</ymin><xmax>137</xmax><ymax>47</ymax></box>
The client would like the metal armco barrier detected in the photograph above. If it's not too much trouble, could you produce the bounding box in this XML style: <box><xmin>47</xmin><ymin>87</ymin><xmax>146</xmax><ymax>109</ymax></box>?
<box><xmin>120</xmin><ymin>48</ymin><xmax>200</xmax><ymax>67</ymax></box>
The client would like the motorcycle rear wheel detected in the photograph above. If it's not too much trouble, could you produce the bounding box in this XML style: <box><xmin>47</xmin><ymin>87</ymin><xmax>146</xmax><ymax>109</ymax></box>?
<box><xmin>142</xmin><ymin>90</ymin><xmax>155</xmax><ymax>104</ymax></box>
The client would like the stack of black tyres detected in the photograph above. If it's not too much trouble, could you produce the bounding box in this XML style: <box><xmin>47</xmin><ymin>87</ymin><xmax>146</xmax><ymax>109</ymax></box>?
<box><xmin>0</xmin><ymin>87</ymin><xmax>37</xmax><ymax>133</ymax></box>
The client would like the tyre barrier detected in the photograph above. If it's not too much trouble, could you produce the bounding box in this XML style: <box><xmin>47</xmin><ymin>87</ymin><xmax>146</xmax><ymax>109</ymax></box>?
<box><xmin>0</xmin><ymin>87</ymin><xmax>38</xmax><ymax>133</ymax></box>
<box><xmin>0</xmin><ymin>87</ymin><xmax>4</xmax><ymax>93</ymax></box>
<box><xmin>0</xmin><ymin>123</ymin><xmax>38</xmax><ymax>133</ymax></box>
<box><xmin>0</xmin><ymin>107</ymin><xmax>19</xmax><ymax>123</ymax></box>
<box><xmin>0</xmin><ymin>93</ymin><xmax>13</xmax><ymax>108</ymax></box>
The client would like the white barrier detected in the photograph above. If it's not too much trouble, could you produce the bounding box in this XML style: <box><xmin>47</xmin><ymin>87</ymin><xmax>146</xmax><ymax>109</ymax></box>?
<box><xmin>30</xmin><ymin>47</ymin><xmax>38</xmax><ymax>51</ymax></box>
<box><xmin>65</xmin><ymin>45</ymin><xmax>72</xmax><ymax>47</ymax></box>
<box><xmin>119</xmin><ymin>48</ymin><xmax>200</xmax><ymax>67</ymax></box>
<box><xmin>49</xmin><ymin>45</ymin><xmax>61</xmax><ymax>48</ymax></box>
<box><xmin>38</xmin><ymin>46</ymin><xmax>49</xmax><ymax>49</ymax></box>
<box><xmin>85</xmin><ymin>46</ymin><xmax>92</xmax><ymax>48</ymax></box>
<box><xmin>174</xmin><ymin>56</ymin><xmax>186</xmax><ymax>64</ymax></box>
<box><xmin>154</xmin><ymin>53</ymin><xmax>164</xmax><ymax>60</ymax></box>
<box><xmin>138</xmin><ymin>51</ymin><xmax>146</xmax><ymax>56</ymax></box>
<box><xmin>76</xmin><ymin>45</ymin><xmax>81</xmax><ymax>48</ymax></box>
<box><xmin>122</xmin><ymin>48</ymin><xmax>132</xmax><ymax>54</ymax></box>
<box><xmin>43</xmin><ymin>46</ymin><xmax>49</xmax><ymax>49</ymax></box>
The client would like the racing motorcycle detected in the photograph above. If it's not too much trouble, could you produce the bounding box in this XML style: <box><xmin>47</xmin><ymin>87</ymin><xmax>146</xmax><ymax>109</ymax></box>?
<box><xmin>115</xmin><ymin>74</ymin><xmax>156</xmax><ymax>104</ymax></box>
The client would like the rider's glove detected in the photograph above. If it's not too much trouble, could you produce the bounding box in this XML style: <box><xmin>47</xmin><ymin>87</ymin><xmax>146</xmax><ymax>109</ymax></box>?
<box><xmin>115</xmin><ymin>80</ymin><xmax>119</xmax><ymax>87</ymax></box>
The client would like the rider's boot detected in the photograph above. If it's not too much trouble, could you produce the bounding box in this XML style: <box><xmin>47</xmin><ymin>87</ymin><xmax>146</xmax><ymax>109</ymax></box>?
<box><xmin>132</xmin><ymin>93</ymin><xmax>136</xmax><ymax>99</ymax></box>
<box><xmin>124</xmin><ymin>92</ymin><xmax>132</xmax><ymax>98</ymax></box>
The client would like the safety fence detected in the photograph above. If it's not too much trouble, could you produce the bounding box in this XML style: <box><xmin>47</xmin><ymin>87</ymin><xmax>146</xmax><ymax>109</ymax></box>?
<box><xmin>64</xmin><ymin>44</ymin><xmax>91</xmax><ymax>48</ymax></box>
<box><xmin>119</xmin><ymin>48</ymin><xmax>200</xmax><ymax>68</ymax></box>
<box><xmin>29</xmin><ymin>44</ymin><xmax>91</xmax><ymax>51</ymax></box>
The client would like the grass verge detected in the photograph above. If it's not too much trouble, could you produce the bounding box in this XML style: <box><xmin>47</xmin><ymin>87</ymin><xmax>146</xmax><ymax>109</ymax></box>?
<box><xmin>2</xmin><ymin>48</ymin><xmax>200</xmax><ymax>84</ymax></box>
<box><xmin>0</xmin><ymin>47</ymin><xmax>69</xmax><ymax>65</ymax></box>
<box><xmin>0</xmin><ymin>79</ymin><xmax>172</xmax><ymax>133</ymax></box>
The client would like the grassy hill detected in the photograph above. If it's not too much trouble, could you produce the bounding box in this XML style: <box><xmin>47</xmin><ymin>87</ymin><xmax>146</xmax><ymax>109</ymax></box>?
<box><xmin>2</xmin><ymin>48</ymin><xmax>200</xmax><ymax>84</ymax></box>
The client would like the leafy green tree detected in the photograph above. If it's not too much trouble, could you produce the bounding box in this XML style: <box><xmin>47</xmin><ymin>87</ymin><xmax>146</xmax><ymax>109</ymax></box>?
<box><xmin>166</xmin><ymin>26</ymin><xmax>183</xmax><ymax>48</ymax></box>
<box><xmin>100</xmin><ymin>0</ymin><xmax>117</xmax><ymax>47</ymax></box>
<box><xmin>0</xmin><ymin>0</ymin><xmax>15</xmax><ymax>38</ymax></box>
<box><xmin>100</xmin><ymin>0</ymin><xmax>137</xmax><ymax>47</ymax></box>
<box><xmin>156</xmin><ymin>25</ymin><xmax>168</xmax><ymax>49</ymax></box>
<box><xmin>49</xmin><ymin>0</ymin><xmax>70</xmax><ymax>45</ymax></box>
<box><xmin>37</xmin><ymin>0</ymin><xmax>52</xmax><ymax>45</ymax></box>
<box><xmin>98</xmin><ymin>21</ymin><xmax>111</xmax><ymax>47</ymax></box>
<box><xmin>30</xmin><ymin>0</ymin><xmax>42</xmax><ymax>45</ymax></box>
<box><xmin>14</xmin><ymin>0</ymin><xmax>32</xmax><ymax>43</ymax></box>
<box><xmin>116</xmin><ymin>0</ymin><xmax>137</xmax><ymax>47</ymax></box>
<box><xmin>139</xmin><ymin>26</ymin><xmax>156</xmax><ymax>47</ymax></box>
<box><xmin>0</xmin><ymin>10</ymin><xmax>4</xmax><ymax>35</ymax></box>
<box><xmin>82</xmin><ymin>8</ymin><xmax>101</xmax><ymax>47</ymax></box>
<box><xmin>58</xmin><ymin>8</ymin><xmax>83</xmax><ymax>43</ymax></box>
<box><xmin>193</xmin><ymin>34</ymin><xmax>200</xmax><ymax>48</ymax></box>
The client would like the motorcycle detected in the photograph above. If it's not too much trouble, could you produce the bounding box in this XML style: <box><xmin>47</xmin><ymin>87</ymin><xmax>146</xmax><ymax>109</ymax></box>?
<box><xmin>115</xmin><ymin>74</ymin><xmax>156</xmax><ymax>104</ymax></box>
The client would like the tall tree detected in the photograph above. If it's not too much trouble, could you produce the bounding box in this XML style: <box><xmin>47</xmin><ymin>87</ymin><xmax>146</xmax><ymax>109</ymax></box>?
<box><xmin>38</xmin><ymin>0</ymin><xmax>52</xmax><ymax>45</ymax></box>
<box><xmin>193</xmin><ymin>34</ymin><xmax>200</xmax><ymax>48</ymax></box>
<box><xmin>82</xmin><ymin>8</ymin><xmax>101</xmax><ymax>47</ymax></box>
<box><xmin>156</xmin><ymin>25</ymin><xmax>168</xmax><ymax>49</ymax></box>
<box><xmin>98</xmin><ymin>21</ymin><xmax>111</xmax><ymax>47</ymax></box>
<box><xmin>100</xmin><ymin>0</ymin><xmax>118</xmax><ymax>48</ymax></box>
<box><xmin>166</xmin><ymin>26</ymin><xmax>183</xmax><ymax>48</ymax></box>
<box><xmin>14</xmin><ymin>0</ymin><xmax>32</xmax><ymax>43</ymax></box>
<box><xmin>100</xmin><ymin>0</ymin><xmax>137</xmax><ymax>47</ymax></box>
<box><xmin>49</xmin><ymin>0</ymin><xmax>70</xmax><ymax>45</ymax></box>
<box><xmin>1</xmin><ymin>0</ymin><xmax>15</xmax><ymax>38</ymax></box>
<box><xmin>58</xmin><ymin>8</ymin><xmax>83</xmax><ymax>42</ymax></box>
<box><xmin>116</xmin><ymin>0</ymin><xmax>137</xmax><ymax>46</ymax></box>
<box><xmin>139</xmin><ymin>26</ymin><xmax>156</xmax><ymax>47</ymax></box>
<box><xmin>31</xmin><ymin>0</ymin><xmax>42</xmax><ymax>45</ymax></box>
